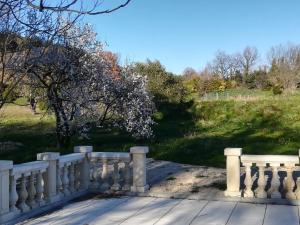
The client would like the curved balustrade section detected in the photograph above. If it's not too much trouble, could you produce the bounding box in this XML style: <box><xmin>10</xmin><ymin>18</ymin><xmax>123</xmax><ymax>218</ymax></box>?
<box><xmin>224</xmin><ymin>148</ymin><xmax>300</xmax><ymax>200</ymax></box>
<box><xmin>0</xmin><ymin>145</ymin><xmax>149</xmax><ymax>224</ymax></box>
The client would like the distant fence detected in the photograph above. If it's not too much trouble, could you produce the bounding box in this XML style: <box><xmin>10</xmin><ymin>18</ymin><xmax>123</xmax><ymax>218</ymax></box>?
<box><xmin>200</xmin><ymin>89</ymin><xmax>272</xmax><ymax>101</ymax></box>
<box><xmin>201</xmin><ymin>91</ymin><xmax>300</xmax><ymax>102</ymax></box>
<box><xmin>201</xmin><ymin>92</ymin><xmax>263</xmax><ymax>101</ymax></box>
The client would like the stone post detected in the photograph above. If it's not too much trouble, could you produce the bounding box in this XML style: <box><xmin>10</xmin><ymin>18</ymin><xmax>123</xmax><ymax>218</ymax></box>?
<box><xmin>130</xmin><ymin>146</ymin><xmax>149</xmax><ymax>193</ymax></box>
<box><xmin>224</xmin><ymin>148</ymin><xmax>242</xmax><ymax>197</ymax></box>
<box><xmin>0</xmin><ymin>161</ymin><xmax>13</xmax><ymax>223</ymax></box>
<box><xmin>37</xmin><ymin>152</ymin><xmax>60</xmax><ymax>203</ymax></box>
<box><xmin>74</xmin><ymin>146</ymin><xmax>93</xmax><ymax>190</ymax></box>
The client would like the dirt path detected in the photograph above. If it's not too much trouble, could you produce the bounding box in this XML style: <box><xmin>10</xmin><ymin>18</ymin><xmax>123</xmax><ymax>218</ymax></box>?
<box><xmin>146</xmin><ymin>159</ymin><xmax>226</xmax><ymax>198</ymax></box>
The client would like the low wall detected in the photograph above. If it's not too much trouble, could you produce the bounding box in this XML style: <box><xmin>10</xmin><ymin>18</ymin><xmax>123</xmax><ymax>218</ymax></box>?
<box><xmin>224</xmin><ymin>148</ymin><xmax>300</xmax><ymax>201</ymax></box>
<box><xmin>0</xmin><ymin>146</ymin><xmax>149</xmax><ymax>224</ymax></box>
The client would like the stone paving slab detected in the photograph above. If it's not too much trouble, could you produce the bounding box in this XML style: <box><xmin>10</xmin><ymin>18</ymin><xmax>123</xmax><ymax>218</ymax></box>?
<box><xmin>227</xmin><ymin>202</ymin><xmax>266</xmax><ymax>225</ymax></box>
<box><xmin>91</xmin><ymin>197</ymin><xmax>155</xmax><ymax>225</ymax></box>
<box><xmin>121</xmin><ymin>198</ymin><xmax>181</xmax><ymax>225</ymax></box>
<box><xmin>190</xmin><ymin>201</ymin><xmax>236</xmax><ymax>225</ymax></box>
<box><xmin>20</xmin><ymin>197</ymin><xmax>300</xmax><ymax>225</ymax></box>
<box><xmin>263</xmin><ymin>204</ymin><xmax>299</xmax><ymax>225</ymax></box>
<box><xmin>155</xmin><ymin>199</ymin><xmax>208</xmax><ymax>225</ymax></box>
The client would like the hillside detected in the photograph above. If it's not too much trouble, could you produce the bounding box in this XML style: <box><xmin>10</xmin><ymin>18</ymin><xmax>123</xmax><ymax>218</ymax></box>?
<box><xmin>1</xmin><ymin>90</ymin><xmax>300</xmax><ymax>167</ymax></box>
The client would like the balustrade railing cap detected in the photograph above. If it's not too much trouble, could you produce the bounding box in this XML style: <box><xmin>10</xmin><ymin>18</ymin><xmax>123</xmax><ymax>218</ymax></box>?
<box><xmin>224</xmin><ymin>148</ymin><xmax>242</xmax><ymax>156</ymax></box>
<box><xmin>241</xmin><ymin>155</ymin><xmax>299</xmax><ymax>164</ymax></box>
<box><xmin>0</xmin><ymin>160</ymin><xmax>13</xmax><ymax>171</ymax></box>
<box><xmin>130</xmin><ymin>146</ymin><xmax>149</xmax><ymax>154</ymax></box>
<box><xmin>59</xmin><ymin>153</ymin><xmax>85</xmax><ymax>164</ymax></box>
<box><xmin>12</xmin><ymin>161</ymin><xmax>49</xmax><ymax>175</ymax></box>
<box><xmin>90</xmin><ymin>152</ymin><xmax>130</xmax><ymax>160</ymax></box>
<box><xmin>74</xmin><ymin>146</ymin><xmax>93</xmax><ymax>153</ymax></box>
<box><xmin>37</xmin><ymin>152</ymin><xmax>60</xmax><ymax>160</ymax></box>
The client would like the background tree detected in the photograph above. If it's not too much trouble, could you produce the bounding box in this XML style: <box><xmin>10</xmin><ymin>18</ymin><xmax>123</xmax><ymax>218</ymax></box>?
<box><xmin>183</xmin><ymin>67</ymin><xmax>198</xmax><ymax>78</ymax></box>
<box><xmin>210</xmin><ymin>51</ymin><xmax>240</xmax><ymax>80</ymax></box>
<box><xmin>26</xmin><ymin>22</ymin><xmax>155</xmax><ymax>147</ymax></box>
<box><xmin>182</xmin><ymin>67</ymin><xmax>202</xmax><ymax>95</ymax></box>
<box><xmin>267</xmin><ymin>44</ymin><xmax>300</xmax><ymax>90</ymax></box>
<box><xmin>0</xmin><ymin>8</ymin><xmax>34</xmax><ymax>108</ymax></box>
<box><xmin>245</xmin><ymin>69</ymin><xmax>269</xmax><ymax>89</ymax></box>
<box><xmin>237</xmin><ymin>46</ymin><xmax>259</xmax><ymax>84</ymax></box>
<box><xmin>1</xmin><ymin>1</ymin><xmax>132</xmax><ymax>28</ymax></box>
<box><xmin>132</xmin><ymin>60</ymin><xmax>186</xmax><ymax>104</ymax></box>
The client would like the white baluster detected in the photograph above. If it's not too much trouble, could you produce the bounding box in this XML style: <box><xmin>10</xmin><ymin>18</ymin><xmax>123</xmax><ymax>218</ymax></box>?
<box><xmin>122</xmin><ymin>161</ymin><xmax>131</xmax><ymax>191</ymax></box>
<box><xmin>243</xmin><ymin>163</ymin><xmax>254</xmax><ymax>197</ymax></box>
<box><xmin>9</xmin><ymin>175</ymin><xmax>19</xmax><ymax>212</ymax></box>
<box><xmin>269</xmin><ymin>164</ymin><xmax>281</xmax><ymax>199</ymax></box>
<box><xmin>111</xmin><ymin>160</ymin><xmax>121</xmax><ymax>191</ymax></box>
<box><xmin>69</xmin><ymin>163</ymin><xmax>75</xmax><ymax>194</ymax></box>
<box><xmin>36</xmin><ymin>170</ymin><xmax>45</xmax><ymax>206</ymax></box>
<box><xmin>284</xmin><ymin>164</ymin><xmax>296</xmax><ymax>200</ymax></box>
<box><xmin>101</xmin><ymin>158</ymin><xmax>110</xmax><ymax>190</ymax></box>
<box><xmin>27</xmin><ymin>172</ymin><xmax>37</xmax><ymax>209</ymax></box>
<box><xmin>90</xmin><ymin>159</ymin><xmax>99</xmax><ymax>189</ymax></box>
<box><xmin>56</xmin><ymin>165</ymin><xmax>63</xmax><ymax>197</ymax></box>
<box><xmin>62</xmin><ymin>164</ymin><xmax>70</xmax><ymax>196</ymax></box>
<box><xmin>295</xmin><ymin>177</ymin><xmax>300</xmax><ymax>199</ymax></box>
<box><xmin>255</xmin><ymin>164</ymin><xmax>267</xmax><ymax>198</ymax></box>
<box><xmin>75</xmin><ymin>163</ymin><xmax>81</xmax><ymax>191</ymax></box>
<box><xmin>18</xmin><ymin>174</ymin><xmax>30</xmax><ymax>212</ymax></box>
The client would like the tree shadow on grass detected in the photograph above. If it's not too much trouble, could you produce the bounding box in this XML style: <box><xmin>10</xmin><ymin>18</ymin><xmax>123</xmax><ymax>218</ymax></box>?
<box><xmin>148</xmin><ymin>101</ymin><xmax>300</xmax><ymax>167</ymax></box>
<box><xmin>1</xmin><ymin>100</ymin><xmax>300</xmax><ymax>167</ymax></box>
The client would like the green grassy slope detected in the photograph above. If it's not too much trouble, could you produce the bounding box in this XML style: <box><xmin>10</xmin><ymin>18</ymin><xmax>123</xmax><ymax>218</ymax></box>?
<box><xmin>1</xmin><ymin>90</ymin><xmax>300</xmax><ymax>167</ymax></box>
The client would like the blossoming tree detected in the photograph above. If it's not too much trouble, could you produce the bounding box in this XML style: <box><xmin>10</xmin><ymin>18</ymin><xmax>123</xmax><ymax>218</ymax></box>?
<box><xmin>26</xmin><ymin>22</ymin><xmax>155</xmax><ymax>147</ymax></box>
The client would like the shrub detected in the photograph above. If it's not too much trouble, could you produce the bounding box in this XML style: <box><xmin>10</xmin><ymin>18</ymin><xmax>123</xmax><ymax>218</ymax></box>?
<box><xmin>14</xmin><ymin>97</ymin><xmax>28</xmax><ymax>106</ymax></box>
<box><xmin>272</xmin><ymin>85</ymin><xmax>283</xmax><ymax>95</ymax></box>
<box><xmin>37</xmin><ymin>99</ymin><xmax>49</xmax><ymax>111</ymax></box>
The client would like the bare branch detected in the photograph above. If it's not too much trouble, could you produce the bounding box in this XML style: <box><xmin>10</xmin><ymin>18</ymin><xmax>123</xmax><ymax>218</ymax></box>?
<box><xmin>25</xmin><ymin>0</ymin><xmax>132</xmax><ymax>15</ymax></box>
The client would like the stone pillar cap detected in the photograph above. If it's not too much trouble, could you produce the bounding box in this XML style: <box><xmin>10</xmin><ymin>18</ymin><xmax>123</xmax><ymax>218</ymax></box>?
<box><xmin>74</xmin><ymin>146</ymin><xmax>93</xmax><ymax>153</ymax></box>
<box><xmin>37</xmin><ymin>152</ymin><xmax>60</xmax><ymax>160</ymax></box>
<box><xmin>130</xmin><ymin>146</ymin><xmax>149</xmax><ymax>154</ymax></box>
<box><xmin>224</xmin><ymin>148</ymin><xmax>242</xmax><ymax>156</ymax></box>
<box><xmin>0</xmin><ymin>160</ymin><xmax>13</xmax><ymax>171</ymax></box>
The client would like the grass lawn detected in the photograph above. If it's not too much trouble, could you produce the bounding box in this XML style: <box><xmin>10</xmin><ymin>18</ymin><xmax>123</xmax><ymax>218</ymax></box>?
<box><xmin>1</xmin><ymin>90</ymin><xmax>300</xmax><ymax>167</ymax></box>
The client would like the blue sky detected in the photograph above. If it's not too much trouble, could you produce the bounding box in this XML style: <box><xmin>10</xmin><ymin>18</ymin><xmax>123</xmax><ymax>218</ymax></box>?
<box><xmin>85</xmin><ymin>0</ymin><xmax>300</xmax><ymax>74</ymax></box>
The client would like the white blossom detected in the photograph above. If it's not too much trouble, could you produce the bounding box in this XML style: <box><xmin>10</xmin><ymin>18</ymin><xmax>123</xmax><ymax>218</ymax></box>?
<box><xmin>27</xmin><ymin>21</ymin><xmax>155</xmax><ymax>144</ymax></box>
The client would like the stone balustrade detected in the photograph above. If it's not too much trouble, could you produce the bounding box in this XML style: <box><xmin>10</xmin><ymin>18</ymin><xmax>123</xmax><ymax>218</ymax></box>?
<box><xmin>89</xmin><ymin>152</ymin><xmax>131</xmax><ymax>192</ymax></box>
<box><xmin>224</xmin><ymin>148</ymin><xmax>300</xmax><ymax>200</ymax></box>
<box><xmin>58</xmin><ymin>153</ymin><xmax>86</xmax><ymax>197</ymax></box>
<box><xmin>1</xmin><ymin>160</ymin><xmax>49</xmax><ymax>223</ymax></box>
<box><xmin>0</xmin><ymin>145</ymin><xmax>149</xmax><ymax>224</ymax></box>
<box><xmin>12</xmin><ymin>161</ymin><xmax>49</xmax><ymax>213</ymax></box>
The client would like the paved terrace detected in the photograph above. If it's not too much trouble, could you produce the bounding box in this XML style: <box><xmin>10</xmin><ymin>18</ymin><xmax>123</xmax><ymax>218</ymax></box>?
<box><xmin>21</xmin><ymin>196</ymin><xmax>300</xmax><ymax>225</ymax></box>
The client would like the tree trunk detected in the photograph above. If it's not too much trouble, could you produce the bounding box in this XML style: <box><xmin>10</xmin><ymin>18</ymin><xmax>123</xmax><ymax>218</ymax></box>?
<box><xmin>48</xmin><ymin>87</ymin><xmax>71</xmax><ymax>148</ymax></box>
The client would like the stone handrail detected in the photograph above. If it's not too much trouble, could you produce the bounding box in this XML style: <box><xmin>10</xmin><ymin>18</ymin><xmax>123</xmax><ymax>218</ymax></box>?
<box><xmin>12</xmin><ymin>161</ymin><xmax>49</xmax><ymax>177</ymax></box>
<box><xmin>0</xmin><ymin>145</ymin><xmax>149</xmax><ymax>224</ymax></box>
<box><xmin>241</xmin><ymin>154</ymin><xmax>299</xmax><ymax>165</ymax></box>
<box><xmin>89</xmin><ymin>152</ymin><xmax>131</xmax><ymax>160</ymax></box>
<box><xmin>224</xmin><ymin>148</ymin><xmax>300</xmax><ymax>200</ymax></box>
<box><xmin>59</xmin><ymin>153</ymin><xmax>85</xmax><ymax>166</ymax></box>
